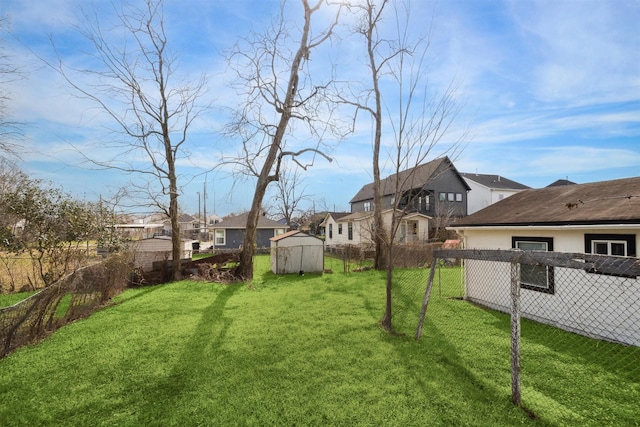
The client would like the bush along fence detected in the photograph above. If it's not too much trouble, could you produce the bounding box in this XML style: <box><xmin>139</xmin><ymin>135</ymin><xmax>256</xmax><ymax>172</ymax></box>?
<box><xmin>416</xmin><ymin>248</ymin><xmax>640</xmax><ymax>408</ymax></box>
<box><xmin>0</xmin><ymin>254</ymin><xmax>131</xmax><ymax>358</ymax></box>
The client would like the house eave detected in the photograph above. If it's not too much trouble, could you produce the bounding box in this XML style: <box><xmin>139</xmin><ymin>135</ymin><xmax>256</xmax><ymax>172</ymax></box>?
<box><xmin>450</xmin><ymin>221</ymin><xmax>640</xmax><ymax>232</ymax></box>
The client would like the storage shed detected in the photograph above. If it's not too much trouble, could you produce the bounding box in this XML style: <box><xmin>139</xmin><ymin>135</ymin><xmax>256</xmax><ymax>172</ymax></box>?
<box><xmin>270</xmin><ymin>230</ymin><xmax>324</xmax><ymax>274</ymax></box>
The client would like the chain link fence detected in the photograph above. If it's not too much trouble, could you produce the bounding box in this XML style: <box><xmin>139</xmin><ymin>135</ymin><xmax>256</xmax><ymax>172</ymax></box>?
<box><xmin>402</xmin><ymin>248</ymin><xmax>639</xmax><ymax>421</ymax></box>
<box><xmin>0</xmin><ymin>254</ymin><xmax>131</xmax><ymax>358</ymax></box>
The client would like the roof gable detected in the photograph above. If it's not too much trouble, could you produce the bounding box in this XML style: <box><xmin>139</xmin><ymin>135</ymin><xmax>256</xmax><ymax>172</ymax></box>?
<box><xmin>452</xmin><ymin>176</ymin><xmax>640</xmax><ymax>227</ymax></box>
<box><xmin>350</xmin><ymin>156</ymin><xmax>470</xmax><ymax>203</ymax></box>
<box><xmin>319</xmin><ymin>211</ymin><xmax>351</xmax><ymax>226</ymax></box>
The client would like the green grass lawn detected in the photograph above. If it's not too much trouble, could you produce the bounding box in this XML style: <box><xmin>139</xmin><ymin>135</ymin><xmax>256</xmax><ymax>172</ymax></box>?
<box><xmin>0</xmin><ymin>291</ymin><xmax>37</xmax><ymax>308</ymax></box>
<box><xmin>0</xmin><ymin>256</ymin><xmax>637</xmax><ymax>426</ymax></box>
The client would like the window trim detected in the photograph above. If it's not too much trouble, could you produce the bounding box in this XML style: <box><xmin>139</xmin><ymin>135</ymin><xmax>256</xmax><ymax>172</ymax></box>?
<box><xmin>328</xmin><ymin>223</ymin><xmax>333</xmax><ymax>239</ymax></box>
<box><xmin>584</xmin><ymin>234</ymin><xmax>636</xmax><ymax>257</ymax></box>
<box><xmin>512</xmin><ymin>236</ymin><xmax>555</xmax><ymax>294</ymax></box>
<box><xmin>214</xmin><ymin>229</ymin><xmax>226</xmax><ymax>246</ymax></box>
<box><xmin>338</xmin><ymin>224</ymin><xmax>343</xmax><ymax>235</ymax></box>
<box><xmin>584</xmin><ymin>233</ymin><xmax>637</xmax><ymax>278</ymax></box>
<box><xmin>347</xmin><ymin>222</ymin><xmax>353</xmax><ymax>241</ymax></box>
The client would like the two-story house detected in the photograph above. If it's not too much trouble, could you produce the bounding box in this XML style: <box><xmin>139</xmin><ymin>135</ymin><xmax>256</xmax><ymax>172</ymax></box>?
<box><xmin>346</xmin><ymin>156</ymin><xmax>470</xmax><ymax>242</ymax></box>
<box><xmin>461</xmin><ymin>173</ymin><xmax>530</xmax><ymax>215</ymax></box>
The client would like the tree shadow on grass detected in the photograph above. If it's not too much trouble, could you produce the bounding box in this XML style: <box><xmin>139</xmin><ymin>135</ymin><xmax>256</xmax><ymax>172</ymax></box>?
<box><xmin>130</xmin><ymin>283</ymin><xmax>242</xmax><ymax>424</ymax></box>
<box><xmin>389</xmin><ymin>311</ymin><xmax>538</xmax><ymax>424</ymax></box>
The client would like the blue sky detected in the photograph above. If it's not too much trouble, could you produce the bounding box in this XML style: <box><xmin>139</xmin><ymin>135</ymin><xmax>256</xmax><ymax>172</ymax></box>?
<box><xmin>2</xmin><ymin>0</ymin><xmax>639</xmax><ymax>217</ymax></box>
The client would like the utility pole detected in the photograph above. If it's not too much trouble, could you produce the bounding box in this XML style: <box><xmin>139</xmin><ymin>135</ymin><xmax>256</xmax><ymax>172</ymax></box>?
<box><xmin>203</xmin><ymin>179</ymin><xmax>207</xmax><ymax>240</ymax></box>
<box><xmin>197</xmin><ymin>191</ymin><xmax>201</xmax><ymax>238</ymax></box>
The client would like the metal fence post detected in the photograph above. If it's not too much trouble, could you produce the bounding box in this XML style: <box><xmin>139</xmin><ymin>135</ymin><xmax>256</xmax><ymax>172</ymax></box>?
<box><xmin>510</xmin><ymin>256</ymin><xmax>522</xmax><ymax>406</ymax></box>
<box><xmin>415</xmin><ymin>257</ymin><xmax>439</xmax><ymax>340</ymax></box>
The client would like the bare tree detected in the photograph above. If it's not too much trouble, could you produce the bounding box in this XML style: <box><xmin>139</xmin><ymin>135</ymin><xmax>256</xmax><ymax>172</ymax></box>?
<box><xmin>225</xmin><ymin>0</ymin><xmax>343</xmax><ymax>280</ymax></box>
<box><xmin>0</xmin><ymin>17</ymin><xmax>24</xmax><ymax>158</ymax></box>
<box><xmin>45</xmin><ymin>0</ymin><xmax>209</xmax><ymax>280</ymax></box>
<box><xmin>345</xmin><ymin>0</ymin><xmax>465</xmax><ymax>332</ymax></box>
<box><xmin>270</xmin><ymin>164</ymin><xmax>312</xmax><ymax>228</ymax></box>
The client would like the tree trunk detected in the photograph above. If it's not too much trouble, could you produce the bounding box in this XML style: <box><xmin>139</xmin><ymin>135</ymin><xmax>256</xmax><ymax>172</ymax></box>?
<box><xmin>366</xmin><ymin>3</ymin><xmax>386</xmax><ymax>271</ymax></box>
<box><xmin>236</xmin><ymin>0</ymin><xmax>315</xmax><ymax>281</ymax></box>
<box><xmin>380</xmin><ymin>244</ymin><xmax>393</xmax><ymax>330</ymax></box>
<box><xmin>168</xmin><ymin>158</ymin><xmax>181</xmax><ymax>281</ymax></box>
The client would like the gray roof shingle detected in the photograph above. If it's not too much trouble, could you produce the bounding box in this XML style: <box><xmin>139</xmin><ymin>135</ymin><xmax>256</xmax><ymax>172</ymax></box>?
<box><xmin>215</xmin><ymin>212</ymin><xmax>287</xmax><ymax>229</ymax></box>
<box><xmin>451</xmin><ymin>176</ymin><xmax>640</xmax><ymax>227</ymax></box>
<box><xmin>350</xmin><ymin>157</ymin><xmax>469</xmax><ymax>203</ymax></box>
<box><xmin>461</xmin><ymin>173</ymin><xmax>529</xmax><ymax>190</ymax></box>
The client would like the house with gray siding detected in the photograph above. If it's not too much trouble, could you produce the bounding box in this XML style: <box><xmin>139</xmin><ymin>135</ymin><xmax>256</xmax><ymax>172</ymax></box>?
<box><xmin>349</xmin><ymin>156</ymin><xmax>470</xmax><ymax>239</ymax></box>
<box><xmin>211</xmin><ymin>212</ymin><xmax>288</xmax><ymax>250</ymax></box>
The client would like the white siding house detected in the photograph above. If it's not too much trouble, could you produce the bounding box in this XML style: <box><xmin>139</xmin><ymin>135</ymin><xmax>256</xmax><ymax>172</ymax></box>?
<box><xmin>461</xmin><ymin>173</ymin><xmax>529</xmax><ymax>215</ymax></box>
<box><xmin>323</xmin><ymin>209</ymin><xmax>430</xmax><ymax>248</ymax></box>
<box><xmin>449</xmin><ymin>176</ymin><xmax>640</xmax><ymax>346</ymax></box>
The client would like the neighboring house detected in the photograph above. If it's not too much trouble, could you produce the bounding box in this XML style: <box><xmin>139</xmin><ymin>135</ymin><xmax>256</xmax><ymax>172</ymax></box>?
<box><xmin>323</xmin><ymin>209</ymin><xmax>430</xmax><ymax>247</ymax></box>
<box><xmin>349</xmin><ymin>156</ymin><xmax>470</xmax><ymax>238</ymax></box>
<box><xmin>270</xmin><ymin>230</ymin><xmax>324</xmax><ymax>274</ymax></box>
<box><xmin>164</xmin><ymin>214</ymin><xmax>201</xmax><ymax>238</ymax></box>
<box><xmin>299</xmin><ymin>211</ymin><xmax>330</xmax><ymax>236</ymax></box>
<box><xmin>460</xmin><ymin>173</ymin><xmax>529</xmax><ymax>215</ymax></box>
<box><xmin>320</xmin><ymin>212</ymin><xmax>351</xmax><ymax>243</ymax></box>
<box><xmin>114</xmin><ymin>222</ymin><xmax>164</xmax><ymax>240</ymax></box>
<box><xmin>211</xmin><ymin>212</ymin><xmax>288</xmax><ymax>250</ymax></box>
<box><xmin>129</xmin><ymin>236</ymin><xmax>195</xmax><ymax>272</ymax></box>
<box><xmin>547</xmin><ymin>178</ymin><xmax>577</xmax><ymax>187</ymax></box>
<box><xmin>449</xmin><ymin>176</ymin><xmax>640</xmax><ymax>345</ymax></box>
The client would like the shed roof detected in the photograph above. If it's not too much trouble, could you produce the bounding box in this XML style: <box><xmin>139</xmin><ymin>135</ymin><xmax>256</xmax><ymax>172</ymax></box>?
<box><xmin>270</xmin><ymin>230</ymin><xmax>322</xmax><ymax>242</ymax></box>
<box><xmin>451</xmin><ymin>176</ymin><xmax>640</xmax><ymax>227</ymax></box>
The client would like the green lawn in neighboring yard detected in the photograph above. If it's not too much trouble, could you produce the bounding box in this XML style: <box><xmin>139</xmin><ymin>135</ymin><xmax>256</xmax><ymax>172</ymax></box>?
<box><xmin>0</xmin><ymin>256</ymin><xmax>637</xmax><ymax>426</ymax></box>
<box><xmin>0</xmin><ymin>291</ymin><xmax>36</xmax><ymax>308</ymax></box>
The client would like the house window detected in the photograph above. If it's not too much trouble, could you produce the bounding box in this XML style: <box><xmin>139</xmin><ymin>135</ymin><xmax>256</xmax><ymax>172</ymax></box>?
<box><xmin>512</xmin><ymin>237</ymin><xmax>554</xmax><ymax>294</ymax></box>
<box><xmin>424</xmin><ymin>195</ymin><xmax>430</xmax><ymax>211</ymax></box>
<box><xmin>439</xmin><ymin>192</ymin><xmax>446</xmax><ymax>202</ymax></box>
<box><xmin>363</xmin><ymin>201</ymin><xmax>371</xmax><ymax>212</ymax></box>
<box><xmin>455</xmin><ymin>193</ymin><xmax>463</xmax><ymax>202</ymax></box>
<box><xmin>274</xmin><ymin>229</ymin><xmax>285</xmax><ymax>236</ymax></box>
<box><xmin>329</xmin><ymin>224</ymin><xmax>333</xmax><ymax>239</ymax></box>
<box><xmin>214</xmin><ymin>229</ymin><xmax>225</xmax><ymax>246</ymax></box>
<box><xmin>348</xmin><ymin>222</ymin><xmax>353</xmax><ymax>240</ymax></box>
<box><xmin>584</xmin><ymin>234</ymin><xmax>636</xmax><ymax>277</ymax></box>
<box><xmin>585</xmin><ymin>234</ymin><xmax>635</xmax><ymax>257</ymax></box>
<box><xmin>448</xmin><ymin>193</ymin><xmax>455</xmax><ymax>202</ymax></box>
<box><xmin>338</xmin><ymin>224</ymin><xmax>343</xmax><ymax>234</ymax></box>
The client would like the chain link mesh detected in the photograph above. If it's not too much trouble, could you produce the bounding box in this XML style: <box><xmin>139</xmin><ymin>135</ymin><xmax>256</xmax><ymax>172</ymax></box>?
<box><xmin>400</xmin><ymin>248</ymin><xmax>639</xmax><ymax>418</ymax></box>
